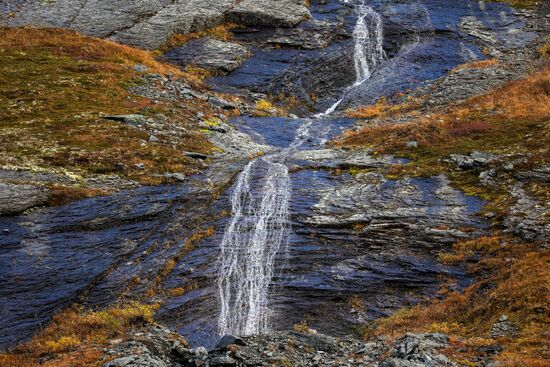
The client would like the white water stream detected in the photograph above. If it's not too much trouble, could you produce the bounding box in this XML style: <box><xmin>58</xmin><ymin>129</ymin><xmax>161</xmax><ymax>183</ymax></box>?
<box><xmin>217</xmin><ymin>118</ymin><xmax>317</xmax><ymax>336</ymax></box>
<box><xmin>217</xmin><ymin>0</ymin><xmax>386</xmax><ymax>336</ymax></box>
<box><xmin>318</xmin><ymin>0</ymin><xmax>385</xmax><ymax>117</ymax></box>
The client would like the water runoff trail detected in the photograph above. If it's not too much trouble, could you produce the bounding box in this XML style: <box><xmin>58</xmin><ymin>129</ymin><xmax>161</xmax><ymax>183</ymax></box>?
<box><xmin>216</xmin><ymin>0</ymin><xmax>386</xmax><ymax>337</ymax></box>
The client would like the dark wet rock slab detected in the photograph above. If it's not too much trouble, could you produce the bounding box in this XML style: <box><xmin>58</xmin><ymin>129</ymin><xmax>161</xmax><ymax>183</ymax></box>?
<box><xmin>208</xmin><ymin>0</ymin><xmax>540</xmax><ymax>113</ymax></box>
<box><xmin>307</xmin><ymin>172</ymin><xmax>486</xmax><ymax>243</ymax></box>
<box><xmin>162</xmin><ymin>161</ymin><xmax>478</xmax><ymax>348</ymax></box>
<box><xmin>232</xmin><ymin>18</ymin><xmax>347</xmax><ymax>50</ymax></box>
<box><xmin>226</xmin><ymin>0</ymin><xmax>311</xmax><ymax>28</ymax></box>
<box><xmin>0</xmin><ymin>166</ymin><xmax>241</xmax><ymax>350</ymax></box>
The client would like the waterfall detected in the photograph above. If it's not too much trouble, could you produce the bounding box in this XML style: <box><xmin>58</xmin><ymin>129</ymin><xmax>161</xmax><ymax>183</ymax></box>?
<box><xmin>216</xmin><ymin>115</ymin><xmax>319</xmax><ymax>336</ymax></box>
<box><xmin>318</xmin><ymin>0</ymin><xmax>385</xmax><ymax>117</ymax></box>
<box><xmin>217</xmin><ymin>158</ymin><xmax>291</xmax><ymax>336</ymax></box>
<box><xmin>353</xmin><ymin>2</ymin><xmax>385</xmax><ymax>85</ymax></box>
<box><xmin>216</xmin><ymin>0</ymin><xmax>386</xmax><ymax>336</ymax></box>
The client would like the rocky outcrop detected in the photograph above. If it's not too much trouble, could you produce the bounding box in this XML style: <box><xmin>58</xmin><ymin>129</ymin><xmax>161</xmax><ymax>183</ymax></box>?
<box><xmin>2</xmin><ymin>0</ymin><xmax>310</xmax><ymax>50</ymax></box>
<box><xmin>0</xmin><ymin>183</ymin><xmax>48</xmax><ymax>216</ymax></box>
<box><xmin>163</xmin><ymin>38</ymin><xmax>250</xmax><ymax>73</ymax></box>
<box><xmin>234</xmin><ymin>19</ymin><xmax>344</xmax><ymax>50</ymax></box>
<box><xmin>444</xmin><ymin>151</ymin><xmax>500</xmax><ymax>171</ymax></box>
<box><xmin>103</xmin><ymin>327</ymin><xmax>455</xmax><ymax>367</ymax></box>
<box><xmin>227</xmin><ymin>0</ymin><xmax>311</xmax><ymax>28</ymax></box>
<box><xmin>504</xmin><ymin>183</ymin><xmax>550</xmax><ymax>246</ymax></box>
<box><xmin>307</xmin><ymin>172</ymin><xmax>486</xmax><ymax>246</ymax></box>
<box><xmin>490</xmin><ymin>315</ymin><xmax>516</xmax><ymax>338</ymax></box>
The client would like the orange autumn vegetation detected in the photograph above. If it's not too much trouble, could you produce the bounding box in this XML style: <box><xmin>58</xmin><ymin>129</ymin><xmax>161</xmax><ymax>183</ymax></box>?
<box><xmin>338</xmin><ymin>61</ymin><xmax>550</xmax><ymax>153</ymax></box>
<box><xmin>369</xmin><ymin>236</ymin><xmax>550</xmax><ymax>367</ymax></box>
<box><xmin>2</xmin><ymin>27</ymin><xmax>183</xmax><ymax>76</ymax></box>
<box><xmin>47</xmin><ymin>186</ymin><xmax>108</xmax><ymax>207</ymax></box>
<box><xmin>0</xmin><ymin>303</ymin><xmax>159</xmax><ymax>367</ymax></box>
<box><xmin>451</xmin><ymin>59</ymin><xmax>500</xmax><ymax>73</ymax></box>
<box><xmin>0</xmin><ymin>27</ymin><xmax>216</xmax><ymax>187</ymax></box>
<box><xmin>346</xmin><ymin>96</ymin><xmax>421</xmax><ymax>120</ymax></box>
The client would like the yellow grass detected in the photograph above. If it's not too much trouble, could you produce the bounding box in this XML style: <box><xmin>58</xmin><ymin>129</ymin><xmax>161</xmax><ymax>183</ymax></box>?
<box><xmin>451</xmin><ymin>59</ymin><xmax>500</xmax><ymax>73</ymax></box>
<box><xmin>0</xmin><ymin>302</ymin><xmax>159</xmax><ymax>367</ymax></box>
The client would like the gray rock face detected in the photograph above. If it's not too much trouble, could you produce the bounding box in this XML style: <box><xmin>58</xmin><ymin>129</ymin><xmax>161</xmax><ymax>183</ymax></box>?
<box><xmin>290</xmin><ymin>148</ymin><xmax>395</xmax><ymax>169</ymax></box>
<box><xmin>444</xmin><ymin>151</ymin><xmax>500</xmax><ymax>170</ymax></box>
<box><xmin>515</xmin><ymin>165</ymin><xmax>550</xmax><ymax>183</ymax></box>
<box><xmin>2</xmin><ymin>0</ymin><xmax>310</xmax><ymax>50</ymax></box>
<box><xmin>504</xmin><ymin>184</ymin><xmax>550</xmax><ymax>246</ymax></box>
<box><xmin>4</xmin><ymin>0</ymin><xmax>173</xmax><ymax>49</ymax></box>
<box><xmin>227</xmin><ymin>0</ymin><xmax>310</xmax><ymax>27</ymax></box>
<box><xmin>0</xmin><ymin>183</ymin><xmax>49</xmax><ymax>216</ymax></box>
<box><xmin>163</xmin><ymin>38</ymin><xmax>250</xmax><ymax>73</ymax></box>
<box><xmin>111</xmin><ymin>0</ymin><xmax>236</xmax><ymax>50</ymax></box>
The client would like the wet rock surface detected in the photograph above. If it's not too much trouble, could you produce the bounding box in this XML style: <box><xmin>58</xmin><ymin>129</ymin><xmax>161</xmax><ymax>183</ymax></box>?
<box><xmin>103</xmin><ymin>327</ymin><xmax>455</xmax><ymax>367</ymax></box>
<box><xmin>227</xmin><ymin>0</ymin><xmax>311</xmax><ymax>28</ymax></box>
<box><xmin>307</xmin><ymin>172</ymin><xmax>485</xmax><ymax>245</ymax></box>
<box><xmin>1</xmin><ymin>0</ymin><xmax>548</xmax><ymax>359</ymax></box>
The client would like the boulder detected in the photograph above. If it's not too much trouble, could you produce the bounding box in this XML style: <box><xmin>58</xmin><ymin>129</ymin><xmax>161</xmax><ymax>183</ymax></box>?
<box><xmin>0</xmin><ymin>184</ymin><xmax>49</xmax><ymax>216</ymax></box>
<box><xmin>227</xmin><ymin>0</ymin><xmax>311</xmax><ymax>27</ymax></box>
<box><xmin>163</xmin><ymin>38</ymin><xmax>250</xmax><ymax>73</ymax></box>
<box><xmin>215</xmin><ymin>335</ymin><xmax>246</xmax><ymax>350</ymax></box>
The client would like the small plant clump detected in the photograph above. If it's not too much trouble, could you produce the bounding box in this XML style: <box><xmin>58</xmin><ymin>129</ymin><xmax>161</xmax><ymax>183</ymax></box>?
<box><xmin>159</xmin><ymin>23</ymin><xmax>240</xmax><ymax>52</ymax></box>
<box><xmin>253</xmin><ymin>99</ymin><xmax>287</xmax><ymax>117</ymax></box>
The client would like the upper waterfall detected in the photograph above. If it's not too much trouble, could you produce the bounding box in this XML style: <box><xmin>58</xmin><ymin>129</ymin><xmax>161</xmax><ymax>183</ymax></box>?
<box><xmin>318</xmin><ymin>0</ymin><xmax>385</xmax><ymax>116</ymax></box>
<box><xmin>353</xmin><ymin>1</ymin><xmax>386</xmax><ymax>85</ymax></box>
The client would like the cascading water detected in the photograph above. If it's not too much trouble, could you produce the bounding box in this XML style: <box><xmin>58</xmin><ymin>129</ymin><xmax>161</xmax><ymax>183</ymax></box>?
<box><xmin>217</xmin><ymin>118</ymin><xmax>318</xmax><ymax>336</ymax></box>
<box><xmin>318</xmin><ymin>0</ymin><xmax>385</xmax><ymax>117</ymax></box>
<box><xmin>217</xmin><ymin>0</ymin><xmax>386</xmax><ymax>337</ymax></box>
<box><xmin>217</xmin><ymin>158</ymin><xmax>291</xmax><ymax>336</ymax></box>
<box><xmin>352</xmin><ymin>2</ymin><xmax>385</xmax><ymax>84</ymax></box>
